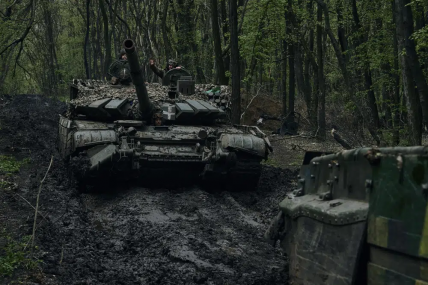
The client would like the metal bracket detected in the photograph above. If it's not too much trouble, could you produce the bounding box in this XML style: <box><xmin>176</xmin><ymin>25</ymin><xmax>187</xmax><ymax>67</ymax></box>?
<box><xmin>319</xmin><ymin>191</ymin><xmax>332</xmax><ymax>201</ymax></box>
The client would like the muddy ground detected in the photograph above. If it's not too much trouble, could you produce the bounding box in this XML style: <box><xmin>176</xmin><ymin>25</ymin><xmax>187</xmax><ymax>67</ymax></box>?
<box><xmin>0</xmin><ymin>94</ymin><xmax>324</xmax><ymax>285</ymax></box>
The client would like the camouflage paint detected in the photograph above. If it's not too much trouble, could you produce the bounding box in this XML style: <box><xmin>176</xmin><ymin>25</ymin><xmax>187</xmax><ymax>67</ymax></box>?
<box><xmin>367</xmin><ymin>154</ymin><xmax>428</xmax><ymax>284</ymax></box>
<box><xmin>265</xmin><ymin>147</ymin><xmax>428</xmax><ymax>285</ymax></box>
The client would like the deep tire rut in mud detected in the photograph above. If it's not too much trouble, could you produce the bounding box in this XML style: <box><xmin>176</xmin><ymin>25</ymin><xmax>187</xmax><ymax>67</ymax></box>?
<box><xmin>0</xmin><ymin>95</ymin><xmax>296</xmax><ymax>285</ymax></box>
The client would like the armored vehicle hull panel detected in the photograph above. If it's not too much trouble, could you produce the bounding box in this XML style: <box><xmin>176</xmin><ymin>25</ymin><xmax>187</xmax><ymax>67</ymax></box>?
<box><xmin>266</xmin><ymin>147</ymin><xmax>428</xmax><ymax>285</ymax></box>
<box><xmin>59</xmin><ymin>115</ymin><xmax>266</xmax><ymax>183</ymax></box>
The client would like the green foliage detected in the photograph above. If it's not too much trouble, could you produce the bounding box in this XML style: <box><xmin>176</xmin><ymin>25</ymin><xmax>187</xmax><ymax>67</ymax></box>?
<box><xmin>0</xmin><ymin>0</ymin><xmax>427</xmax><ymax>145</ymax></box>
<box><xmin>0</xmin><ymin>156</ymin><xmax>30</xmax><ymax>174</ymax></box>
<box><xmin>0</xmin><ymin>180</ymin><xmax>7</xmax><ymax>189</ymax></box>
<box><xmin>239</xmin><ymin>0</ymin><xmax>286</xmax><ymax>83</ymax></box>
<box><xmin>0</xmin><ymin>232</ymin><xmax>39</xmax><ymax>277</ymax></box>
<box><xmin>225</xmin><ymin>70</ymin><xmax>231</xmax><ymax>79</ymax></box>
<box><xmin>344</xmin><ymin>101</ymin><xmax>357</xmax><ymax>112</ymax></box>
<box><xmin>411</xmin><ymin>26</ymin><xmax>428</xmax><ymax>65</ymax></box>
<box><xmin>261</xmin><ymin>157</ymin><xmax>280</xmax><ymax>167</ymax></box>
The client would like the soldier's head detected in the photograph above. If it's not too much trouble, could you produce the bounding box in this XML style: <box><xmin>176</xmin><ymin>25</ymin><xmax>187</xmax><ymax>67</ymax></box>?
<box><xmin>153</xmin><ymin>112</ymin><xmax>163</xmax><ymax>126</ymax></box>
<box><xmin>119</xmin><ymin>49</ymin><xmax>127</xmax><ymax>60</ymax></box>
<box><xmin>166</xmin><ymin>59</ymin><xmax>177</xmax><ymax>70</ymax></box>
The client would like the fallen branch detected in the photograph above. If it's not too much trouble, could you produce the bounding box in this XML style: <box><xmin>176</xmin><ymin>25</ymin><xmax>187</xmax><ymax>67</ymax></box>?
<box><xmin>331</xmin><ymin>128</ymin><xmax>352</xmax><ymax>150</ymax></box>
<box><xmin>30</xmin><ymin>155</ymin><xmax>54</xmax><ymax>253</ymax></box>
<box><xmin>13</xmin><ymin>193</ymin><xmax>47</xmax><ymax>220</ymax></box>
<box><xmin>240</xmin><ymin>85</ymin><xmax>262</xmax><ymax>120</ymax></box>
<box><xmin>270</xmin><ymin>134</ymin><xmax>316</xmax><ymax>142</ymax></box>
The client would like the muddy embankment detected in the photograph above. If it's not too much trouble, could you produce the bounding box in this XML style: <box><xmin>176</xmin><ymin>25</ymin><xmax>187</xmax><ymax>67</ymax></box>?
<box><xmin>0</xmin><ymin>94</ymin><xmax>297</xmax><ymax>285</ymax></box>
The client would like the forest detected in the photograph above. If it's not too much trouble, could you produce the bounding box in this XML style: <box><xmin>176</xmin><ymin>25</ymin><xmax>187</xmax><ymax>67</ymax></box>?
<box><xmin>1</xmin><ymin>0</ymin><xmax>428</xmax><ymax>146</ymax></box>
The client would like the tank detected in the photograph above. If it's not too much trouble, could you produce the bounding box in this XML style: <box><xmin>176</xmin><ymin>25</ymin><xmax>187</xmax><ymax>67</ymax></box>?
<box><xmin>58</xmin><ymin>39</ymin><xmax>273</xmax><ymax>190</ymax></box>
<box><xmin>265</xmin><ymin>146</ymin><xmax>428</xmax><ymax>285</ymax></box>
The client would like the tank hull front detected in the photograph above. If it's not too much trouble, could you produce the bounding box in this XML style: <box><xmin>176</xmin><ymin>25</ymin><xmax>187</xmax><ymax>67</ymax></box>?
<box><xmin>58</xmin><ymin>115</ymin><xmax>267</xmax><ymax>190</ymax></box>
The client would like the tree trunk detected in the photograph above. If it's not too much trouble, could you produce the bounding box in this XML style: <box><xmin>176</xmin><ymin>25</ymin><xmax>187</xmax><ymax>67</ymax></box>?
<box><xmin>94</xmin><ymin>8</ymin><xmax>101</xmax><ymax>79</ymax></box>
<box><xmin>305</xmin><ymin>0</ymin><xmax>317</xmax><ymax>130</ymax></box>
<box><xmin>287</xmin><ymin>0</ymin><xmax>295</xmax><ymax>119</ymax></box>
<box><xmin>315</xmin><ymin>0</ymin><xmax>381</xmax><ymax>145</ymax></box>
<box><xmin>364</xmin><ymin>70</ymin><xmax>381</xmax><ymax>131</ymax></box>
<box><xmin>317</xmin><ymin>3</ymin><xmax>326</xmax><ymax>140</ymax></box>
<box><xmin>220</xmin><ymin>0</ymin><xmax>230</xmax><ymax>74</ymax></box>
<box><xmin>100</xmin><ymin>0</ymin><xmax>111</xmax><ymax>78</ymax></box>
<box><xmin>336</xmin><ymin>1</ymin><xmax>347</xmax><ymax>54</ymax></box>
<box><xmin>394</xmin><ymin>0</ymin><xmax>422</xmax><ymax>145</ymax></box>
<box><xmin>392</xmin><ymin>1</ymin><xmax>401</xmax><ymax>145</ymax></box>
<box><xmin>401</xmin><ymin>0</ymin><xmax>428</xmax><ymax>132</ymax></box>
<box><xmin>229</xmin><ymin>0</ymin><xmax>241</xmax><ymax>124</ymax></box>
<box><xmin>84</xmin><ymin>0</ymin><xmax>91</xmax><ymax>79</ymax></box>
<box><xmin>351</xmin><ymin>0</ymin><xmax>382</xmax><ymax>144</ymax></box>
<box><xmin>43</xmin><ymin>2</ymin><xmax>58</xmax><ymax>96</ymax></box>
<box><xmin>415</xmin><ymin>2</ymin><xmax>425</xmax><ymax>31</ymax></box>
<box><xmin>282</xmin><ymin>35</ymin><xmax>287</xmax><ymax>116</ymax></box>
<box><xmin>211</xmin><ymin>0</ymin><xmax>228</xmax><ymax>85</ymax></box>
<box><xmin>381</xmin><ymin>79</ymin><xmax>392</xmax><ymax>128</ymax></box>
<box><xmin>161</xmin><ymin>1</ymin><xmax>171</xmax><ymax>60</ymax></box>
<box><xmin>176</xmin><ymin>0</ymin><xmax>194</xmax><ymax>68</ymax></box>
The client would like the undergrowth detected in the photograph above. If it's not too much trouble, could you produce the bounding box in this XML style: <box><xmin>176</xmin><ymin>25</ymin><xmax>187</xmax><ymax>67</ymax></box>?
<box><xmin>0</xmin><ymin>156</ymin><xmax>31</xmax><ymax>174</ymax></box>
<box><xmin>0</xmin><ymin>180</ymin><xmax>8</xmax><ymax>189</ymax></box>
<box><xmin>262</xmin><ymin>157</ymin><xmax>280</xmax><ymax>168</ymax></box>
<box><xmin>0</xmin><ymin>232</ymin><xmax>39</xmax><ymax>277</ymax></box>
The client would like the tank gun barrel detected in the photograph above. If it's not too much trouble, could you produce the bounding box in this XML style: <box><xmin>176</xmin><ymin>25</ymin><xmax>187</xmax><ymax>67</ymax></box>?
<box><xmin>123</xmin><ymin>39</ymin><xmax>153</xmax><ymax>119</ymax></box>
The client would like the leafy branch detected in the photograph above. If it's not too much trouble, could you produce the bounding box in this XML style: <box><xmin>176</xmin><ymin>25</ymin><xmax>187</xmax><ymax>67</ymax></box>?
<box><xmin>0</xmin><ymin>0</ymin><xmax>35</xmax><ymax>60</ymax></box>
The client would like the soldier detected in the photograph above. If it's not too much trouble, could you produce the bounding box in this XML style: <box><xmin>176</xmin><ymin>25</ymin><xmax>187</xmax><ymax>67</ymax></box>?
<box><xmin>108</xmin><ymin>49</ymin><xmax>132</xmax><ymax>85</ymax></box>
<box><xmin>149</xmin><ymin>58</ymin><xmax>183</xmax><ymax>79</ymax></box>
<box><xmin>153</xmin><ymin>112</ymin><xmax>163</xmax><ymax>126</ymax></box>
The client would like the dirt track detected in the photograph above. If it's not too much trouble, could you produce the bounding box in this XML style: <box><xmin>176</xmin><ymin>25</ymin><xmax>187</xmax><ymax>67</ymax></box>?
<box><xmin>0</xmin><ymin>94</ymin><xmax>296</xmax><ymax>285</ymax></box>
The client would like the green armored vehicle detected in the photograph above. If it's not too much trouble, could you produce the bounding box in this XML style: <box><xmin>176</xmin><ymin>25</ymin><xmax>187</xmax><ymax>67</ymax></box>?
<box><xmin>265</xmin><ymin>147</ymin><xmax>428</xmax><ymax>285</ymax></box>
<box><xmin>58</xmin><ymin>39</ymin><xmax>272</xmax><ymax>189</ymax></box>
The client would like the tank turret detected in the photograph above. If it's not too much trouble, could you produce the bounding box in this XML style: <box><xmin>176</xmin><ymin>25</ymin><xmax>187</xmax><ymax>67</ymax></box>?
<box><xmin>123</xmin><ymin>39</ymin><xmax>153</xmax><ymax>119</ymax></box>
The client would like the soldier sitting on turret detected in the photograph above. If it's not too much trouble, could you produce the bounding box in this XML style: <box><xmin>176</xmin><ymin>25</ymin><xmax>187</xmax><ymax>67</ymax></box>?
<box><xmin>108</xmin><ymin>49</ymin><xmax>132</xmax><ymax>85</ymax></box>
<box><xmin>149</xmin><ymin>58</ymin><xmax>183</xmax><ymax>79</ymax></box>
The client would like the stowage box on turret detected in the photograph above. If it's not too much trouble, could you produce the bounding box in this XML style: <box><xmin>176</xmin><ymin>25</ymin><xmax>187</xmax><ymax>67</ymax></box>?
<box><xmin>58</xmin><ymin>39</ymin><xmax>273</xmax><ymax>190</ymax></box>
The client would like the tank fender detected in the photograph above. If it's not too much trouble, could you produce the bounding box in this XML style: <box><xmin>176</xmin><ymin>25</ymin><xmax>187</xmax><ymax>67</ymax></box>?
<box><xmin>58</xmin><ymin>115</ymin><xmax>73</xmax><ymax>158</ymax></box>
<box><xmin>73</xmin><ymin>130</ymin><xmax>117</xmax><ymax>151</ymax></box>
<box><xmin>219</xmin><ymin>133</ymin><xmax>266</xmax><ymax>158</ymax></box>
